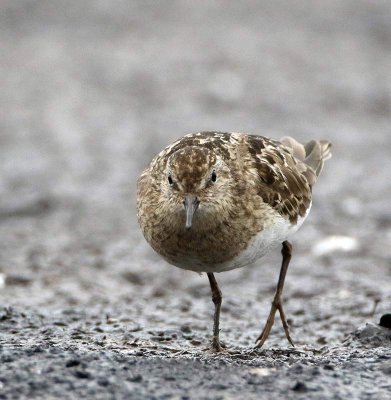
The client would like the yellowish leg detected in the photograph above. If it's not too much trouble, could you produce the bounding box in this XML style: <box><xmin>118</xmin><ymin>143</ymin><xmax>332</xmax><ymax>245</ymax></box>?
<box><xmin>207</xmin><ymin>272</ymin><xmax>223</xmax><ymax>352</ymax></box>
<box><xmin>255</xmin><ymin>240</ymin><xmax>295</xmax><ymax>348</ymax></box>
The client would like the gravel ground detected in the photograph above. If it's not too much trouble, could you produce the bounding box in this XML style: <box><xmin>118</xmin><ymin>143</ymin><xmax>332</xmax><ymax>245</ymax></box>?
<box><xmin>0</xmin><ymin>1</ymin><xmax>390</xmax><ymax>399</ymax></box>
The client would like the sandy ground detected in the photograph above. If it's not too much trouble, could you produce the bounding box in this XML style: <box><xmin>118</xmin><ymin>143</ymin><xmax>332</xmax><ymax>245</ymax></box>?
<box><xmin>0</xmin><ymin>1</ymin><xmax>390</xmax><ymax>399</ymax></box>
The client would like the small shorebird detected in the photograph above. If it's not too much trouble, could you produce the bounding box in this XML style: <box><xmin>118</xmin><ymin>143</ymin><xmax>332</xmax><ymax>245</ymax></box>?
<box><xmin>137</xmin><ymin>132</ymin><xmax>331</xmax><ymax>351</ymax></box>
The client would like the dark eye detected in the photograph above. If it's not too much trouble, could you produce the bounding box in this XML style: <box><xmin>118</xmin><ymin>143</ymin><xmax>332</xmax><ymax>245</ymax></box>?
<box><xmin>211</xmin><ymin>170</ymin><xmax>217</xmax><ymax>182</ymax></box>
<box><xmin>168</xmin><ymin>174</ymin><xmax>173</xmax><ymax>185</ymax></box>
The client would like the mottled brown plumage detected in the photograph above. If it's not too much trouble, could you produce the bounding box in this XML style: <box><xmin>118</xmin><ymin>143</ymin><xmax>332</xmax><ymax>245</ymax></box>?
<box><xmin>137</xmin><ymin>131</ymin><xmax>331</xmax><ymax>351</ymax></box>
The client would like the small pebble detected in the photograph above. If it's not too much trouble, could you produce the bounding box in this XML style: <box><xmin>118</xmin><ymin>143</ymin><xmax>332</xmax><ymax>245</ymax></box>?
<box><xmin>73</xmin><ymin>370</ymin><xmax>91</xmax><ymax>379</ymax></box>
<box><xmin>97</xmin><ymin>378</ymin><xmax>110</xmax><ymax>387</ymax></box>
<box><xmin>66</xmin><ymin>359</ymin><xmax>81</xmax><ymax>368</ymax></box>
<box><xmin>379</xmin><ymin>314</ymin><xmax>391</xmax><ymax>329</ymax></box>
<box><xmin>292</xmin><ymin>381</ymin><xmax>308</xmax><ymax>392</ymax></box>
<box><xmin>128</xmin><ymin>374</ymin><xmax>143</xmax><ymax>382</ymax></box>
<box><xmin>180</xmin><ymin>325</ymin><xmax>192</xmax><ymax>333</ymax></box>
<box><xmin>312</xmin><ymin>236</ymin><xmax>358</xmax><ymax>256</ymax></box>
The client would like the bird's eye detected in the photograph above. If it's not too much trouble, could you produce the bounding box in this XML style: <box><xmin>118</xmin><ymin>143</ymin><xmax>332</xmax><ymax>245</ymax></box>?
<box><xmin>168</xmin><ymin>174</ymin><xmax>173</xmax><ymax>185</ymax></box>
<box><xmin>211</xmin><ymin>170</ymin><xmax>217</xmax><ymax>183</ymax></box>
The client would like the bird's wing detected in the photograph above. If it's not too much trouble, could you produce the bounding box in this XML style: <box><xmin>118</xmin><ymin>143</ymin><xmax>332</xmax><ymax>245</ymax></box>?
<box><xmin>245</xmin><ymin>135</ymin><xmax>312</xmax><ymax>224</ymax></box>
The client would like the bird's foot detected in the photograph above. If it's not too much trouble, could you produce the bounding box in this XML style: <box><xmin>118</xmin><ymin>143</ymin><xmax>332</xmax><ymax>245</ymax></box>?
<box><xmin>255</xmin><ymin>298</ymin><xmax>294</xmax><ymax>349</ymax></box>
<box><xmin>211</xmin><ymin>336</ymin><xmax>224</xmax><ymax>352</ymax></box>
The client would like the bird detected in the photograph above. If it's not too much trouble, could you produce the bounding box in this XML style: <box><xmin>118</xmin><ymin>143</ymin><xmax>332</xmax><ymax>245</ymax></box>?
<box><xmin>137</xmin><ymin>131</ymin><xmax>332</xmax><ymax>352</ymax></box>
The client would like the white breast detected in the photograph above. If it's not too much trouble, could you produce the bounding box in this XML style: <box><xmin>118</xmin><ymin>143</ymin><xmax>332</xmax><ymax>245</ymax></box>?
<box><xmin>183</xmin><ymin>203</ymin><xmax>311</xmax><ymax>273</ymax></box>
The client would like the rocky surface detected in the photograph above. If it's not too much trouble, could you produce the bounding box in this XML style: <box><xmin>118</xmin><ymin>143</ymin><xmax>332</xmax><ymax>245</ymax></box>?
<box><xmin>0</xmin><ymin>1</ymin><xmax>390</xmax><ymax>399</ymax></box>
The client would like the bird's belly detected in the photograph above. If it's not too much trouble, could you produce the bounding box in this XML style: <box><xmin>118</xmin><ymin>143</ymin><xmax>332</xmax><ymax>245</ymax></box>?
<box><xmin>165</xmin><ymin>207</ymin><xmax>310</xmax><ymax>273</ymax></box>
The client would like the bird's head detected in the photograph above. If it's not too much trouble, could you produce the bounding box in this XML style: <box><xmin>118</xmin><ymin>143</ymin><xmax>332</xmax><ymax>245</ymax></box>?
<box><xmin>164</xmin><ymin>146</ymin><xmax>232</xmax><ymax>230</ymax></box>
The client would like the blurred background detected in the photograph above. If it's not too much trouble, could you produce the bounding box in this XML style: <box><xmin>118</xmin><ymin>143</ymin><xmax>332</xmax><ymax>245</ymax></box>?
<box><xmin>0</xmin><ymin>0</ymin><xmax>390</xmax><ymax>347</ymax></box>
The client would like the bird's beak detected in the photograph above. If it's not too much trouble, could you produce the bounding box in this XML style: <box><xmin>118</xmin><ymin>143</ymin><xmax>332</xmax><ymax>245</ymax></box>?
<box><xmin>184</xmin><ymin>194</ymin><xmax>199</xmax><ymax>230</ymax></box>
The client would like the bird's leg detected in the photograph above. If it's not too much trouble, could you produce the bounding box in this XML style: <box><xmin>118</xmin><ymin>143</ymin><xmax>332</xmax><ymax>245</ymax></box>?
<box><xmin>207</xmin><ymin>272</ymin><xmax>223</xmax><ymax>352</ymax></box>
<box><xmin>255</xmin><ymin>240</ymin><xmax>294</xmax><ymax>348</ymax></box>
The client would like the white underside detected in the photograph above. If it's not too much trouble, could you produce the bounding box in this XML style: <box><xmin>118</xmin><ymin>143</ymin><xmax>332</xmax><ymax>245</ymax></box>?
<box><xmin>174</xmin><ymin>203</ymin><xmax>311</xmax><ymax>273</ymax></box>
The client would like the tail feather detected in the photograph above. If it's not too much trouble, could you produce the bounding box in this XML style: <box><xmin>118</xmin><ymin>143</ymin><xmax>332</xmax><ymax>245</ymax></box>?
<box><xmin>303</xmin><ymin>140</ymin><xmax>332</xmax><ymax>176</ymax></box>
<box><xmin>280</xmin><ymin>136</ymin><xmax>332</xmax><ymax>185</ymax></box>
